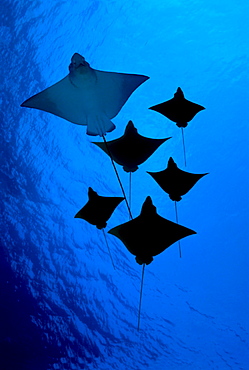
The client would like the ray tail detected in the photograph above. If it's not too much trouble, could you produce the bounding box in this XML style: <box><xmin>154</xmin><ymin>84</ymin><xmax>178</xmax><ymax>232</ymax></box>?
<box><xmin>129</xmin><ymin>172</ymin><xmax>132</xmax><ymax>211</ymax></box>
<box><xmin>102</xmin><ymin>229</ymin><xmax>116</xmax><ymax>269</ymax></box>
<box><xmin>175</xmin><ymin>201</ymin><xmax>182</xmax><ymax>258</ymax></box>
<box><xmin>138</xmin><ymin>263</ymin><xmax>146</xmax><ymax>331</ymax></box>
<box><xmin>102</xmin><ymin>135</ymin><xmax>133</xmax><ymax>220</ymax></box>
<box><xmin>181</xmin><ymin>128</ymin><xmax>187</xmax><ymax>167</ymax></box>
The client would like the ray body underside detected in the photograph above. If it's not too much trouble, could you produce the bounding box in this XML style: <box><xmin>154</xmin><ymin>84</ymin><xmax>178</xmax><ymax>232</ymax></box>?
<box><xmin>21</xmin><ymin>58</ymin><xmax>149</xmax><ymax>136</ymax></box>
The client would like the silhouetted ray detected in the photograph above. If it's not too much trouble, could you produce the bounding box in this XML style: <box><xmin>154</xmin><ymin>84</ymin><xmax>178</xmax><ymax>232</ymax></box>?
<box><xmin>147</xmin><ymin>157</ymin><xmax>207</xmax><ymax>257</ymax></box>
<box><xmin>93</xmin><ymin>121</ymin><xmax>171</xmax><ymax>172</ymax></box>
<box><xmin>75</xmin><ymin>187</ymin><xmax>124</xmax><ymax>229</ymax></box>
<box><xmin>147</xmin><ymin>157</ymin><xmax>208</xmax><ymax>202</ymax></box>
<box><xmin>75</xmin><ymin>187</ymin><xmax>124</xmax><ymax>268</ymax></box>
<box><xmin>108</xmin><ymin>196</ymin><xmax>196</xmax><ymax>329</ymax></box>
<box><xmin>149</xmin><ymin>87</ymin><xmax>205</xmax><ymax>128</ymax></box>
<box><xmin>149</xmin><ymin>87</ymin><xmax>205</xmax><ymax>165</ymax></box>
<box><xmin>93</xmin><ymin>121</ymin><xmax>171</xmax><ymax>214</ymax></box>
<box><xmin>108</xmin><ymin>196</ymin><xmax>196</xmax><ymax>264</ymax></box>
<box><xmin>21</xmin><ymin>53</ymin><xmax>149</xmax><ymax>136</ymax></box>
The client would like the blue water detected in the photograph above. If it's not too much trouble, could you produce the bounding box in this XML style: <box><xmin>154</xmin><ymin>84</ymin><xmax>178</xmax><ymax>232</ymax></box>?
<box><xmin>1</xmin><ymin>1</ymin><xmax>248</xmax><ymax>369</ymax></box>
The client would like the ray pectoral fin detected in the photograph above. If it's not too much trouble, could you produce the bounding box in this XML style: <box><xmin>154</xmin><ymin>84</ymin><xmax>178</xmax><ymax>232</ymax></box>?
<box><xmin>20</xmin><ymin>77</ymin><xmax>78</xmax><ymax>123</ymax></box>
<box><xmin>21</xmin><ymin>89</ymin><xmax>51</xmax><ymax>110</ymax></box>
<box><xmin>21</xmin><ymin>91</ymin><xmax>62</xmax><ymax>120</ymax></box>
<box><xmin>121</xmin><ymin>73</ymin><xmax>149</xmax><ymax>108</ymax></box>
<box><xmin>101</xmin><ymin>72</ymin><xmax>150</xmax><ymax>119</ymax></box>
<box><xmin>122</xmin><ymin>73</ymin><xmax>149</xmax><ymax>93</ymax></box>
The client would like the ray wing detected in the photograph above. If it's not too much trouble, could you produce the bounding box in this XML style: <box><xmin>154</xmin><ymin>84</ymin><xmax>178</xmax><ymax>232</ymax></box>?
<box><xmin>93</xmin><ymin>121</ymin><xmax>170</xmax><ymax>172</ymax></box>
<box><xmin>75</xmin><ymin>187</ymin><xmax>124</xmax><ymax>229</ymax></box>
<box><xmin>148</xmin><ymin>168</ymin><xmax>208</xmax><ymax>198</ymax></box>
<box><xmin>21</xmin><ymin>53</ymin><xmax>149</xmax><ymax>136</ymax></box>
<box><xmin>109</xmin><ymin>196</ymin><xmax>196</xmax><ymax>264</ymax></box>
<box><xmin>95</xmin><ymin>70</ymin><xmax>149</xmax><ymax>119</ymax></box>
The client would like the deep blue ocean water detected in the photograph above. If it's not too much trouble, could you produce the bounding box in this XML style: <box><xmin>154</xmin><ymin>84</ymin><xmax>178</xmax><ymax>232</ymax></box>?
<box><xmin>1</xmin><ymin>1</ymin><xmax>248</xmax><ymax>369</ymax></box>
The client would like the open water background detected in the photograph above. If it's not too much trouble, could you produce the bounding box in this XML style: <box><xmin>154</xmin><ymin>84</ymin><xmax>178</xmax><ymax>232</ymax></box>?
<box><xmin>1</xmin><ymin>0</ymin><xmax>248</xmax><ymax>369</ymax></box>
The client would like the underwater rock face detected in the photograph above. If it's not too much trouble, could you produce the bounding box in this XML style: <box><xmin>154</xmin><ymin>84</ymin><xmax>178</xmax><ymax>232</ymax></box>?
<box><xmin>1</xmin><ymin>1</ymin><xmax>248</xmax><ymax>369</ymax></box>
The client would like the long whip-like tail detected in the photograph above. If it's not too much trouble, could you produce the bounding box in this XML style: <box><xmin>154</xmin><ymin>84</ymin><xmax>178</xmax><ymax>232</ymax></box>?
<box><xmin>102</xmin><ymin>229</ymin><xmax>115</xmax><ymax>270</ymax></box>
<box><xmin>174</xmin><ymin>201</ymin><xmax>182</xmax><ymax>258</ymax></box>
<box><xmin>138</xmin><ymin>263</ymin><xmax>146</xmax><ymax>331</ymax></box>
<box><xmin>129</xmin><ymin>172</ymin><xmax>132</xmax><ymax>215</ymax></box>
<box><xmin>181</xmin><ymin>128</ymin><xmax>187</xmax><ymax>167</ymax></box>
<box><xmin>102</xmin><ymin>135</ymin><xmax>133</xmax><ymax>220</ymax></box>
